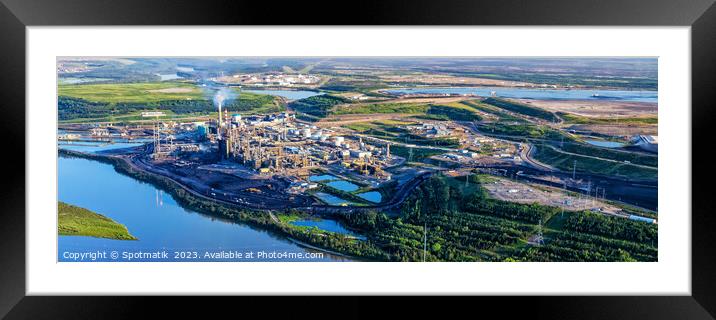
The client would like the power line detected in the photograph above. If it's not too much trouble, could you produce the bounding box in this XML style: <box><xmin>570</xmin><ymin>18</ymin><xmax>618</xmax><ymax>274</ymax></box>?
<box><xmin>572</xmin><ymin>160</ymin><xmax>577</xmax><ymax>180</ymax></box>
<box><xmin>423</xmin><ymin>220</ymin><xmax>427</xmax><ymax>262</ymax></box>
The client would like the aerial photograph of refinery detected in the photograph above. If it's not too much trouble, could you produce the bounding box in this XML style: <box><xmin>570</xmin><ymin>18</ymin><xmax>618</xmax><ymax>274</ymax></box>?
<box><xmin>57</xmin><ymin>57</ymin><xmax>657</xmax><ymax>262</ymax></box>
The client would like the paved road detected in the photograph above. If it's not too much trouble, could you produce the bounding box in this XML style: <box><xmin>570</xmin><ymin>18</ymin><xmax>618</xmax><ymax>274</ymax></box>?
<box><xmin>520</xmin><ymin>143</ymin><xmax>556</xmax><ymax>172</ymax></box>
<box><xmin>461</xmin><ymin>121</ymin><xmax>555</xmax><ymax>172</ymax></box>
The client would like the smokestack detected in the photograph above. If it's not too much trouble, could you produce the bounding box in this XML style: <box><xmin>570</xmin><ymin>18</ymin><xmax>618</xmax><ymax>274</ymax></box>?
<box><xmin>217</xmin><ymin>101</ymin><xmax>223</xmax><ymax>138</ymax></box>
<box><xmin>213</xmin><ymin>89</ymin><xmax>228</xmax><ymax>138</ymax></box>
<box><xmin>211</xmin><ymin>87</ymin><xmax>238</xmax><ymax>140</ymax></box>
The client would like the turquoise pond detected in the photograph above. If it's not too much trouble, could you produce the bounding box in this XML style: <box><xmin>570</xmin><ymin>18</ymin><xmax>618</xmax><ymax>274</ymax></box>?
<box><xmin>308</xmin><ymin>174</ymin><xmax>338</xmax><ymax>182</ymax></box>
<box><xmin>585</xmin><ymin>140</ymin><xmax>626</xmax><ymax>148</ymax></box>
<box><xmin>385</xmin><ymin>87</ymin><xmax>657</xmax><ymax>103</ymax></box>
<box><xmin>244</xmin><ymin>90</ymin><xmax>323</xmax><ymax>100</ymax></box>
<box><xmin>314</xmin><ymin>192</ymin><xmax>352</xmax><ymax>206</ymax></box>
<box><xmin>326</xmin><ymin>180</ymin><xmax>360</xmax><ymax>192</ymax></box>
<box><xmin>157</xmin><ymin>73</ymin><xmax>182</xmax><ymax>81</ymax></box>
<box><xmin>357</xmin><ymin>191</ymin><xmax>382</xmax><ymax>203</ymax></box>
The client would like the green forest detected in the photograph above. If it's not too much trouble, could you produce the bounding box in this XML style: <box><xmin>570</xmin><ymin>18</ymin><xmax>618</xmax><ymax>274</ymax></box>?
<box><xmin>57</xmin><ymin>82</ymin><xmax>281</xmax><ymax>121</ymax></box>
<box><xmin>329</xmin><ymin>174</ymin><xmax>657</xmax><ymax>262</ymax></box>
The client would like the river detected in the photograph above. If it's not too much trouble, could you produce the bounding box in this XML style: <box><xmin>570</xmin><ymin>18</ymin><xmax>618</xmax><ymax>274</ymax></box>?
<box><xmin>384</xmin><ymin>87</ymin><xmax>657</xmax><ymax>103</ymax></box>
<box><xmin>57</xmin><ymin>152</ymin><xmax>349</xmax><ymax>262</ymax></box>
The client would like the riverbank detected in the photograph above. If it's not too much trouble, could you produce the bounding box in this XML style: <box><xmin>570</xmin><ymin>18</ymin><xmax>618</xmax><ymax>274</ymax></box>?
<box><xmin>58</xmin><ymin>201</ymin><xmax>137</xmax><ymax>240</ymax></box>
<box><xmin>59</xmin><ymin>149</ymin><xmax>387</xmax><ymax>261</ymax></box>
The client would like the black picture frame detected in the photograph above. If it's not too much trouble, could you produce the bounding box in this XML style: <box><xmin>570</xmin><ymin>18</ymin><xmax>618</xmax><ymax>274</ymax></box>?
<box><xmin>1</xmin><ymin>0</ymin><xmax>714</xmax><ymax>318</ymax></box>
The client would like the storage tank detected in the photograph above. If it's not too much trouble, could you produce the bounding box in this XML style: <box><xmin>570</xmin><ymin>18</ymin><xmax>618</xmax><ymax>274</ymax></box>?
<box><xmin>196</xmin><ymin>125</ymin><xmax>207</xmax><ymax>137</ymax></box>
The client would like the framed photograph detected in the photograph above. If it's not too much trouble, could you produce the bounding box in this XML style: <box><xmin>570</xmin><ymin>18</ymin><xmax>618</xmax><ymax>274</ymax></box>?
<box><xmin>2</xmin><ymin>0</ymin><xmax>715</xmax><ymax>318</ymax></box>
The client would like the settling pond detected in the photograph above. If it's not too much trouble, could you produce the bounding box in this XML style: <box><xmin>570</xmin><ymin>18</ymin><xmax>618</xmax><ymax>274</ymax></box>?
<box><xmin>326</xmin><ymin>180</ymin><xmax>360</xmax><ymax>192</ymax></box>
<box><xmin>244</xmin><ymin>89</ymin><xmax>323</xmax><ymax>100</ymax></box>
<box><xmin>385</xmin><ymin>87</ymin><xmax>657</xmax><ymax>103</ymax></box>
<box><xmin>357</xmin><ymin>191</ymin><xmax>382</xmax><ymax>203</ymax></box>
<box><xmin>313</xmin><ymin>192</ymin><xmax>353</xmax><ymax>206</ymax></box>
<box><xmin>584</xmin><ymin>140</ymin><xmax>626</xmax><ymax>148</ymax></box>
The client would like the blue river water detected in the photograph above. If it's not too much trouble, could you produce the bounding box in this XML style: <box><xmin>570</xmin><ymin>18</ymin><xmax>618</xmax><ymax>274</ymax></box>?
<box><xmin>326</xmin><ymin>180</ymin><xmax>360</xmax><ymax>192</ymax></box>
<box><xmin>58</xmin><ymin>141</ymin><xmax>144</xmax><ymax>152</ymax></box>
<box><xmin>584</xmin><ymin>140</ymin><xmax>626</xmax><ymax>148</ymax></box>
<box><xmin>57</xmin><ymin>154</ymin><xmax>347</xmax><ymax>262</ymax></box>
<box><xmin>313</xmin><ymin>192</ymin><xmax>352</xmax><ymax>206</ymax></box>
<box><xmin>308</xmin><ymin>174</ymin><xmax>338</xmax><ymax>182</ymax></box>
<box><xmin>385</xmin><ymin>87</ymin><xmax>657</xmax><ymax>103</ymax></box>
<box><xmin>59</xmin><ymin>77</ymin><xmax>112</xmax><ymax>84</ymax></box>
<box><xmin>157</xmin><ymin>73</ymin><xmax>182</xmax><ymax>81</ymax></box>
<box><xmin>244</xmin><ymin>89</ymin><xmax>323</xmax><ymax>100</ymax></box>
<box><xmin>291</xmin><ymin>219</ymin><xmax>365</xmax><ymax>239</ymax></box>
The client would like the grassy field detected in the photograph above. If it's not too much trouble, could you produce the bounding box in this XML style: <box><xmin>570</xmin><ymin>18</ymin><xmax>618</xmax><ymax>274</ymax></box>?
<box><xmin>58</xmin><ymin>202</ymin><xmax>136</xmax><ymax>240</ymax></box>
<box><xmin>58</xmin><ymin>81</ymin><xmax>204</xmax><ymax>103</ymax></box>
<box><xmin>420</xmin><ymin>103</ymin><xmax>483</xmax><ymax>121</ymax></box>
<box><xmin>343</xmin><ymin>119</ymin><xmax>416</xmax><ymax>132</ymax></box>
<box><xmin>533</xmin><ymin>144</ymin><xmax>657</xmax><ymax>180</ymax></box>
<box><xmin>561</xmin><ymin>142</ymin><xmax>658</xmax><ymax>167</ymax></box>
<box><xmin>479</xmin><ymin>122</ymin><xmax>566</xmax><ymax>141</ymax></box>
<box><xmin>460</xmin><ymin>100</ymin><xmax>527</xmax><ymax>122</ymax></box>
<box><xmin>58</xmin><ymin>82</ymin><xmax>282</xmax><ymax>121</ymax></box>
<box><xmin>558</xmin><ymin>112</ymin><xmax>658</xmax><ymax>125</ymax></box>
<box><xmin>482</xmin><ymin>97</ymin><xmax>559</xmax><ymax>122</ymax></box>
<box><xmin>332</xmin><ymin>102</ymin><xmax>429</xmax><ymax>115</ymax></box>
<box><xmin>322</xmin><ymin>99</ymin><xmax>485</xmax><ymax>123</ymax></box>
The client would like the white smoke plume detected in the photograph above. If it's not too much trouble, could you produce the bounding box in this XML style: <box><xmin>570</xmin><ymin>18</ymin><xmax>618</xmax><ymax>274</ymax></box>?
<box><xmin>213</xmin><ymin>87</ymin><xmax>236</xmax><ymax>110</ymax></box>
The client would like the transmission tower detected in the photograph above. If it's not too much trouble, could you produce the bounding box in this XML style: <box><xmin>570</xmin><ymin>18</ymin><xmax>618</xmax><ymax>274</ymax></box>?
<box><xmin>153</xmin><ymin>116</ymin><xmax>161</xmax><ymax>158</ymax></box>
<box><xmin>535</xmin><ymin>219</ymin><xmax>544</xmax><ymax>246</ymax></box>
<box><xmin>423</xmin><ymin>220</ymin><xmax>427</xmax><ymax>262</ymax></box>
<box><xmin>572</xmin><ymin>160</ymin><xmax>577</xmax><ymax>179</ymax></box>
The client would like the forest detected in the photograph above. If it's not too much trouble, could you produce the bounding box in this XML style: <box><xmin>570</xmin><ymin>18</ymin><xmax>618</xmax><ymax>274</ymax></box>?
<box><xmin>331</xmin><ymin>174</ymin><xmax>657</xmax><ymax>261</ymax></box>
<box><xmin>288</xmin><ymin>95</ymin><xmax>349</xmax><ymax>118</ymax></box>
<box><xmin>58</xmin><ymin>94</ymin><xmax>280</xmax><ymax>121</ymax></box>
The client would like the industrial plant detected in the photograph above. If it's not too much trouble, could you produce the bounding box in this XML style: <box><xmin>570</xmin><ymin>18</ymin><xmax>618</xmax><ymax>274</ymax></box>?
<box><xmin>57</xmin><ymin>57</ymin><xmax>659</xmax><ymax>262</ymax></box>
<box><xmin>60</xmin><ymin>89</ymin><xmax>411</xmax><ymax>212</ymax></box>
